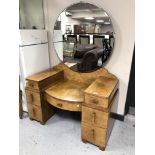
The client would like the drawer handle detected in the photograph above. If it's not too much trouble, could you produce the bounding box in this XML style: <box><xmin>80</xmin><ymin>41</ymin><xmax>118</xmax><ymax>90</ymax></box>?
<box><xmin>91</xmin><ymin>129</ymin><xmax>95</xmax><ymax>139</ymax></box>
<box><xmin>92</xmin><ymin>112</ymin><xmax>96</xmax><ymax>123</ymax></box>
<box><xmin>57</xmin><ymin>103</ymin><xmax>62</xmax><ymax>107</ymax></box>
<box><xmin>32</xmin><ymin>108</ymin><xmax>35</xmax><ymax>116</ymax></box>
<box><xmin>29</xmin><ymin>83</ymin><xmax>34</xmax><ymax>87</ymax></box>
<box><xmin>30</xmin><ymin>94</ymin><xmax>34</xmax><ymax>102</ymax></box>
<box><xmin>92</xmin><ymin>99</ymin><xmax>98</xmax><ymax>104</ymax></box>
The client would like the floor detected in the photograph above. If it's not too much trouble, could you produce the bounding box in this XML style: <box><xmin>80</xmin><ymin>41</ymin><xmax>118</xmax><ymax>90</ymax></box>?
<box><xmin>19</xmin><ymin>110</ymin><xmax>135</xmax><ymax>155</ymax></box>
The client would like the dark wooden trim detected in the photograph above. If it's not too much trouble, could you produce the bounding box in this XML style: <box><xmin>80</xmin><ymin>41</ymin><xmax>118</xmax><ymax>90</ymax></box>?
<box><xmin>111</xmin><ymin>112</ymin><xmax>124</xmax><ymax>121</ymax></box>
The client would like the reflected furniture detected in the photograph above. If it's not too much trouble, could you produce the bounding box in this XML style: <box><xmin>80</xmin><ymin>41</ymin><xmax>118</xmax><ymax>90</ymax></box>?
<box><xmin>93</xmin><ymin>35</ymin><xmax>105</xmax><ymax>48</ymax></box>
<box><xmin>79</xmin><ymin>35</ymin><xmax>90</xmax><ymax>44</ymax></box>
<box><xmin>63</xmin><ymin>42</ymin><xmax>75</xmax><ymax>57</ymax></box>
<box><xmin>77</xmin><ymin>48</ymin><xmax>104</xmax><ymax>72</ymax></box>
<box><xmin>74</xmin><ymin>44</ymin><xmax>97</xmax><ymax>58</ymax></box>
<box><xmin>25</xmin><ymin>63</ymin><xmax>119</xmax><ymax>150</ymax></box>
<box><xmin>109</xmin><ymin>36</ymin><xmax>114</xmax><ymax>48</ymax></box>
<box><xmin>67</xmin><ymin>35</ymin><xmax>77</xmax><ymax>43</ymax></box>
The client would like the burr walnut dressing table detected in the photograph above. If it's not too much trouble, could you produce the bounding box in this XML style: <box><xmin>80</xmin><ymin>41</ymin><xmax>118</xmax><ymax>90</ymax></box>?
<box><xmin>25</xmin><ymin>63</ymin><xmax>119</xmax><ymax>150</ymax></box>
<box><xmin>25</xmin><ymin>2</ymin><xmax>118</xmax><ymax>151</ymax></box>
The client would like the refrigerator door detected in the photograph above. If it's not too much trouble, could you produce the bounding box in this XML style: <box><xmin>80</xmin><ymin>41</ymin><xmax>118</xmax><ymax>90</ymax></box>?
<box><xmin>19</xmin><ymin>30</ymin><xmax>50</xmax><ymax>111</ymax></box>
<box><xmin>19</xmin><ymin>30</ymin><xmax>48</xmax><ymax>46</ymax></box>
<box><xmin>19</xmin><ymin>43</ymin><xmax>50</xmax><ymax>77</ymax></box>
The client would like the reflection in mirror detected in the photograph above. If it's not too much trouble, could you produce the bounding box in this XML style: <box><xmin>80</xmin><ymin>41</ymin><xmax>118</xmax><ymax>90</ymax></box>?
<box><xmin>53</xmin><ymin>2</ymin><xmax>115</xmax><ymax>72</ymax></box>
<box><xmin>19</xmin><ymin>0</ymin><xmax>45</xmax><ymax>29</ymax></box>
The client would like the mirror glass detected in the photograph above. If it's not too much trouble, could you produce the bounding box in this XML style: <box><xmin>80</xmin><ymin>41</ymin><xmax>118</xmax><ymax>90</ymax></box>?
<box><xmin>53</xmin><ymin>2</ymin><xmax>115</xmax><ymax>72</ymax></box>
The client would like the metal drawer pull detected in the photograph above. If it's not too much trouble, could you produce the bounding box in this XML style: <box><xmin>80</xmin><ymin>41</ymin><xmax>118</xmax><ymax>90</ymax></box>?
<box><xmin>30</xmin><ymin>94</ymin><xmax>34</xmax><ymax>102</ymax></box>
<box><xmin>32</xmin><ymin>108</ymin><xmax>35</xmax><ymax>116</ymax></box>
<box><xmin>57</xmin><ymin>103</ymin><xmax>62</xmax><ymax>107</ymax></box>
<box><xmin>92</xmin><ymin>112</ymin><xmax>96</xmax><ymax>123</ymax></box>
<box><xmin>91</xmin><ymin>129</ymin><xmax>95</xmax><ymax>139</ymax></box>
<box><xmin>92</xmin><ymin>99</ymin><xmax>98</xmax><ymax>104</ymax></box>
<box><xmin>29</xmin><ymin>83</ymin><xmax>34</xmax><ymax>87</ymax></box>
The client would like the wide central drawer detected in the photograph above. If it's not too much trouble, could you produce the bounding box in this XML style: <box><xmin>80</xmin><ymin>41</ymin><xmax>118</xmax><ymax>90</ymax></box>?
<box><xmin>82</xmin><ymin>106</ymin><xmax>109</xmax><ymax>128</ymax></box>
<box><xmin>45</xmin><ymin>94</ymin><xmax>82</xmax><ymax>112</ymax></box>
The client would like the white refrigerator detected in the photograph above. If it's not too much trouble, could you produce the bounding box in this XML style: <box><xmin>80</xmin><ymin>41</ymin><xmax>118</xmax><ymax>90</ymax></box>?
<box><xmin>19</xmin><ymin>30</ymin><xmax>50</xmax><ymax>111</ymax></box>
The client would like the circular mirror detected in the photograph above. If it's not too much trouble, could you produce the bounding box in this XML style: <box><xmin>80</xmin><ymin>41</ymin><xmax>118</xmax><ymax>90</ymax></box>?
<box><xmin>53</xmin><ymin>2</ymin><xmax>115</xmax><ymax>72</ymax></box>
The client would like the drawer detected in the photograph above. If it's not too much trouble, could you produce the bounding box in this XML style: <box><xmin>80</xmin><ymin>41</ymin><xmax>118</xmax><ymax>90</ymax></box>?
<box><xmin>85</xmin><ymin>94</ymin><xmax>109</xmax><ymax>109</ymax></box>
<box><xmin>81</xmin><ymin>123</ymin><xmax>106</xmax><ymax>147</ymax></box>
<box><xmin>26</xmin><ymin>81</ymin><xmax>39</xmax><ymax>90</ymax></box>
<box><xmin>27</xmin><ymin>104</ymin><xmax>42</xmax><ymax>122</ymax></box>
<box><xmin>26</xmin><ymin>71</ymin><xmax>64</xmax><ymax>91</ymax></box>
<box><xmin>82</xmin><ymin>106</ymin><xmax>109</xmax><ymax>128</ymax></box>
<box><xmin>45</xmin><ymin>94</ymin><xmax>81</xmax><ymax>112</ymax></box>
<box><xmin>26</xmin><ymin>90</ymin><xmax>41</xmax><ymax>106</ymax></box>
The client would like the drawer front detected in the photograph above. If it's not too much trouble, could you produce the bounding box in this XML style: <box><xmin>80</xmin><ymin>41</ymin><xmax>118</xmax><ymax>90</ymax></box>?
<box><xmin>27</xmin><ymin>104</ymin><xmax>42</xmax><ymax>122</ymax></box>
<box><xmin>26</xmin><ymin>90</ymin><xmax>41</xmax><ymax>106</ymax></box>
<box><xmin>85</xmin><ymin>94</ymin><xmax>109</xmax><ymax>109</ymax></box>
<box><xmin>82</xmin><ymin>106</ymin><xmax>109</xmax><ymax>128</ymax></box>
<box><xmin>26</xmin><ymin>81</ymin><xmax>39</xmax><ymax>90</ymax></box>
<box><xmin>81</xmin><ymin>123</ymin><xmax>106</xmax><ymax>147</ymax></box>
<box><xmin>45</xmin><ymin>94</ymin><xmax>81</xmax><ymax>112</ymax></box>
<box><xmin>26</xmin><ymin>71</ymin><xmax>63</xmax><ymax>91</ymax></box>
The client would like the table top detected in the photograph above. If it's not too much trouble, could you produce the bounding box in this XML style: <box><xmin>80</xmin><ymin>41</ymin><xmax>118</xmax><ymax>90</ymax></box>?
<box><xmin>26</xmin><ymin>68</ymin><xmax>62</xmax><ymax>82</ymax></box>
<box><xmin>84</xmin><ymin>76</ymin><xmax>118</xmax><ymax>98</ymax></box>
<box><xmin>45</xmin><ymin>80</ymin><xmax>88</xmax><ymax>103</ymax></box>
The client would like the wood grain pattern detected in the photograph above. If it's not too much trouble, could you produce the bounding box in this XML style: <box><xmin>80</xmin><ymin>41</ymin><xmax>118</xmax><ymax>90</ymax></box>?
<box><xmin>45</xmin><ymin>80</ymin><xmax>88</xmax><ymax>103</ymax></box>
<box><xmin>26</xmin><ymin>68</ymin><xmax>63</xmax><ymax>82</ymax></box>
<box><xmin>27</xmin><ymin>104</ymin><xmax>42</xmax><ymax>122</ymax></box>
<box><xmin>83</xmin><ymin>89</ymin><xmax>119</xmax><ymax>112</ymax></box>
<box><xmin>81</xmin><ymin>90</ymin><xmax>119</xmax><ymax>150</ymax></box>
<box><xmin>26</xmin><ymin>89</ymin><xmax>42</xmax><ymax>106</ymax></box>
<box><xmin>46</xmin><ymin>94</ymin><xmax>81</xmax><ymax>112</ymax></box>
<box><xmin>25</xmin><ymin>63</ymin><xmax>119</xmax><ymax>150</ymax></box>
<box><xmin>82</xmin><ymin>106</ymin><xmax>109</xmax><ymax>128</ymax></box>
<box><xmin>81</xmin><ymin>123</ymin><xmax>106</xmax><ymax>148</ymax></box>
<box><xmin>26</xmin><ymin>70</ymin><xmax>64</xmax><ymax>91</ymax></box>
<box><xmin>84</xmin><ymin>76</ymin><xmax>118</xmax><ymax>109</ymax></box>
<box><xmin>84</xmin><ymin>76</ymin><xmax>118</xmax><ymax>97</ymax></box>
<box><xmin>53</xmin><ymin>63</ymin><xmax>117</xmax><ymax>86</ymax></box>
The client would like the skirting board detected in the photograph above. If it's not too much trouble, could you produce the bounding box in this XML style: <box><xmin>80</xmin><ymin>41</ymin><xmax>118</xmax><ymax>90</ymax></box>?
<box><xmin>111</xmin><ymin>112</ymin><xmax>124</xmax><ymax>121</ymax></box>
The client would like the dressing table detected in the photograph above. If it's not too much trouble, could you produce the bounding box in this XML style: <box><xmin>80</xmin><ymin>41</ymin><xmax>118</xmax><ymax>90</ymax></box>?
<box><xmin>25</xmin><ymin>63</ymin><xmax>118</xmax><ymax>150</ymax></box>
<box><xmin>25</xmin><ymin>1</ymin><xmax>118</xmax><ymax>151</ymax></box>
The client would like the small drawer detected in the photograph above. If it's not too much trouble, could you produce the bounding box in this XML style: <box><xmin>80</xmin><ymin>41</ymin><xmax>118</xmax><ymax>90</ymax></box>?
<box><xmin>27</xmin><ymin>104</ymin><xmax>42</xmax><ymax>122</ymax></box>
<box><xmin>85</xmin><ymin>94</ymin><xmax>109</xmax><ymax>109</ymax></box>
<box><xmin>81</xmin><ymin>123</ymin><xmax>106</xmax><ymax>147</ymax></box>
<box><xmin>26</xmin><ymin>81</ymin><xmax>39</xmax><ymax>90</ymax></box>
<box><xmin>82</xmin><ymin>106</ymin><xmax>109</xmax><ymax>128</ymax></box>
<box><xmin>26</xmin><ymin>90</ymin><xmax>41</xmax><ymax>106</ymax></box>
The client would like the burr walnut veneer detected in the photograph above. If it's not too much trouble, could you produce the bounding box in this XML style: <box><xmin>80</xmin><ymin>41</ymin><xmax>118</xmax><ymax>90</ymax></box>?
<box><xmin>25</xmin><ymin>63</ymin><xmax>119</xmax><ymax>150</ymax></box>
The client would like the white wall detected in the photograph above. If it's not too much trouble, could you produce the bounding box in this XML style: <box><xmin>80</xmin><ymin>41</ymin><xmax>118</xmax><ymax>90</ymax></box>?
<box><xmin>60</xmin><ymin>12</ymin><xmax>81</xmax><ymax>34</ymax></box>
<box><xmin>43</xmin><ymin>0</ymin><xmax>135</xmax><ymax>115</ymax></box>
<box><xmin>100</xmin><ymin>24</ymin><xmax>113</xmax><ymax>33</ymax></box>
